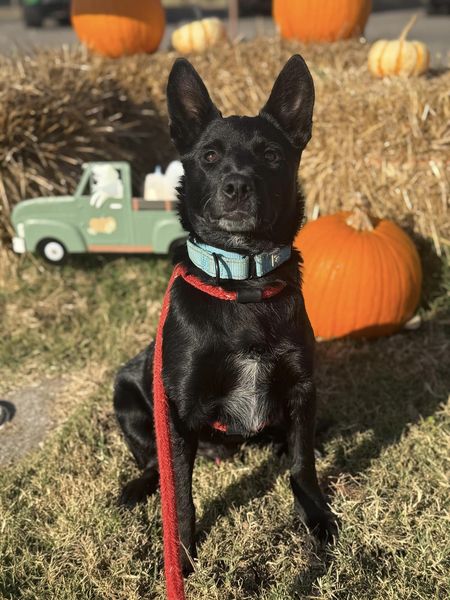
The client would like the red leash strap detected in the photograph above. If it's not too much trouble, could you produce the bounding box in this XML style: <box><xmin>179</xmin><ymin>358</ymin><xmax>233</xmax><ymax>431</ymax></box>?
<box><xmin>153</xmin><ymin>263</ymin><xmax>285</xmax><ymax>600</ymax></box>
<box><xmin>153</xmin><ymin>264</ymin><xmax>186</xmax><ymax>600</ymax></box>
<box><xmin>181</xmin><ymin>269</ymin><xmax>286</xmax><ymax>301</ymax></box>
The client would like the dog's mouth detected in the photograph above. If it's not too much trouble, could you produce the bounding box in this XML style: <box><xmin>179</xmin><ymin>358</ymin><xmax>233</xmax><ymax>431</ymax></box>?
<box><xmin>217</xmin><ymin>212</ymin><xmax>257</xmax><ymax>233</ymax></box>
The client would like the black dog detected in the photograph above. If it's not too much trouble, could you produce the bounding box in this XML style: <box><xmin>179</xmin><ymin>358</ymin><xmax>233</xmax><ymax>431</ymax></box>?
<box><xmin>114</xmin><ymin>55</ymin><xmax>335</xmax><ymax>575</ymax></box>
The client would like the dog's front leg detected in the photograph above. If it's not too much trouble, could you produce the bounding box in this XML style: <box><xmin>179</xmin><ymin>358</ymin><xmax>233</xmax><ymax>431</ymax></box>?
<box><xmin>288</xmin><ymin>380</ymin><xmax>336</xmax><ymax>542</ymax></box>
<box><xmin>171</xmin><ymin>427</ymin><xmax>198</xmax><ymax>576</ymax></box>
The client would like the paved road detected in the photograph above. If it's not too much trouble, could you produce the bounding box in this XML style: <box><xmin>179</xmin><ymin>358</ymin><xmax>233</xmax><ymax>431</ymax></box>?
<box><xmin>0</xmin><ymin>7</ymin><xmax>448</xmax><ymax>66</ymax></box>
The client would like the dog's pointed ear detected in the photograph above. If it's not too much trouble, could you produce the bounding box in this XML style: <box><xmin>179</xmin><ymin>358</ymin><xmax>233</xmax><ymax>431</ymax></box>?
<box><xmin>167</xmin><ymin>58</ymin><xmax>221</xmax><ymax>154</ymax></box>
<box><xmin>260</xmin><ymin>55</ymin><xmax>315</xmax><ymax>150</ymax></box>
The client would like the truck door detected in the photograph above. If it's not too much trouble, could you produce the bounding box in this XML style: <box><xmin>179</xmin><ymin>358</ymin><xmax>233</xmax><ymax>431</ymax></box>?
<box><xmin>80</xmin><ymin>164</ymin><xmax>132</xmax><ymax>251</ymax></box>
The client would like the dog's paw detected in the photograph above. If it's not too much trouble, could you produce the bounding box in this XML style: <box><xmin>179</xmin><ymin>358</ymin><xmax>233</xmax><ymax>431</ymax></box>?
<box><xmin>118</xmin><ymin>475</ymin><xmax>158</xmax><ymax>508</ymax></box>
<box><xmin>181</xmin><ymin>556</ymin><xmax>195</xmax><ymax>578</ymax></box>
<box><xmin>304</xmin><ymin>507</ymin><xmax>338</xmax><ymax>544</ymax></box>
<box><xmin>294</xmin><ymin>498</ymin><xmax>338</xmax><ymax>544</ymax></box>
<box><xmin>180</xmin><ymin>544</ymin><xmax>197</xmax><ymax>577</ymax></box>
<box><xmin>291</xmin><ymin>477</ymin><xmax>338</xmax><ymax>543</ymax></box>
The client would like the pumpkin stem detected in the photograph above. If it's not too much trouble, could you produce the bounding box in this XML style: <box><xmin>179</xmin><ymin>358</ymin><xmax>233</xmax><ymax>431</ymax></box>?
<box><xmin>399</xmin><ymin>13</ymin><xmax>418</xmax><ymax>41</ymax></box>
<box><xmin>346</xmin><ymin>209</ymin><xmax>374</xmax><ymax>232</ymax></box>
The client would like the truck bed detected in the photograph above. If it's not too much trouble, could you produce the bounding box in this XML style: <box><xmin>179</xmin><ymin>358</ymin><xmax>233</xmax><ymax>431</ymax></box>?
<box><xmin>132</xmin><ymin>198</ymin><xmax>177</xmax><ymax>212</ymax></box>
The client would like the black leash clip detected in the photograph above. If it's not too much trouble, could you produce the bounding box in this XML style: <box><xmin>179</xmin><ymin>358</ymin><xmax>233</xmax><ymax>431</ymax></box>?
<box><xmin>236</xmin><ymin>288</ymin><xmax>263</xmax><ymax>303</ymax></box>
<box><xmin>212</xmin><ymin>252</ymin><xmax>221</xmax><ymax>286</ymax></box>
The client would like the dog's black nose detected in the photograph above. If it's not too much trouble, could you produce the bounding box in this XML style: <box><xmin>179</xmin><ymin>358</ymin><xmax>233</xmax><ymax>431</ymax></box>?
<box><xmin>221</xmin><ymin>174</ymin><xmax>254</xmax><ymax>204</ymax></box>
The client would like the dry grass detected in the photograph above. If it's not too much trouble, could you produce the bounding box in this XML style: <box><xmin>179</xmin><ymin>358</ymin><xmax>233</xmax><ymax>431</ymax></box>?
<box><xmin>0</xmin><ymin>37</ymin><xmax>449</xmax><ymax>251</ymax></box>
<box><xmin>0</xmin><ymin>249</ymin><xmax>449</xmax><ymax>599</ymax></box>
<box><xmin>0</xmin><ymin>252</ymin><xmax>169</xmax><ymax>385</ymax></box>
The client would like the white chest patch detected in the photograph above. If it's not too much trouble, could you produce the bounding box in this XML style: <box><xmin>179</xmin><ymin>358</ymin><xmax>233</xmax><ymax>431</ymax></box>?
<box><xmin>223</xmin><ymin>354</ymin><xmax>271</xmax><ymax>433</ymax></box>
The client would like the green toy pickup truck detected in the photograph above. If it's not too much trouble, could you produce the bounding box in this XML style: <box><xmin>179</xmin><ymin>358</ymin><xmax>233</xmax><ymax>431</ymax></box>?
<box><xmin>11</xmin><ymin>161</ymin><xmax>187</xmax><ymax>264</ymax></box>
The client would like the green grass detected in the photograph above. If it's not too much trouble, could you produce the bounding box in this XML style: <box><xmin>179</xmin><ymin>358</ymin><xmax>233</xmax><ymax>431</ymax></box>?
<box><xmin>0</xmin><ymin>250</ymin><xmax>449</xmax><ymax>599</ymax></box>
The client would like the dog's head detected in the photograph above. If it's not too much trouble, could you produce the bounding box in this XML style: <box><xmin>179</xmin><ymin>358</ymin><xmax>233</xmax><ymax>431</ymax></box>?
<box><xmin>167</xmin><ymin>55</ymin><xmax>314</xmax><ymax>252</ymax></box>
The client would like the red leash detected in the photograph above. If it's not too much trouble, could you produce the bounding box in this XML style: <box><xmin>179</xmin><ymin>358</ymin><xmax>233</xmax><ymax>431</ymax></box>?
<box><xmin>153</xmin><ymin>263</ymin><xmax>285</xmax><ymax>600</ymax></box>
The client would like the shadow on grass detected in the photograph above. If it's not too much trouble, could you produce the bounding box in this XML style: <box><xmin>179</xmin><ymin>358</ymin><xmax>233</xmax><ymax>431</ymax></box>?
<box><xmin>51</xmin><ymin>233</ymin><xmax>448</xmax><ymax>598</ymax></box>
<box><xmin>198</xmin><ymin>248</ymin><xmax>449</xmax><ymax>597</ymax></box>
<box><xmin>210</xmin><ymin>312</ymin><xmax>449</xmax><ymax>597</ymax></box>
<box><xmin>197</xmin><ymin>451</ymin><xmax>287</xmax><ymax>542</ymax></box>
<box><xmin>51</xmin><ymin>235</ymin><xmax>446</xmax><ymax>597</ymax></box>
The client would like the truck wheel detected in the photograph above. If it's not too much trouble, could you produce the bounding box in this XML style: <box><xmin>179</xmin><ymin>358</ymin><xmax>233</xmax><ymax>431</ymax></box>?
<box><xmin>37</xmin><ymin>239</ymin><xmax>67</xmax><ymax>265</ymax></box>
<box><xmin>23</xmin><ymin>6</ymin><xmax>44</xmax><ymax>28</ymax></box>
<box><xmin>169</xmin><ymin>237</ymin><xmax>187</xmax><ymax>259</ymax></box>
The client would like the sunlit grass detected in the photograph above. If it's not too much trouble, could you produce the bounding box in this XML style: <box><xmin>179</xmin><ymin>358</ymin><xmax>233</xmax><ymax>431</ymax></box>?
<box><xmin>0</xmin><ymin>249</ymin><xmax>449</xmax><ymax>599</ymax></box>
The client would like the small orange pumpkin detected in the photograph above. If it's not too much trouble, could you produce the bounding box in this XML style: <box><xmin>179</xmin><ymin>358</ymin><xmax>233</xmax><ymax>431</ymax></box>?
<box><xmin>273</xmin><ymin>0</ymin><xmax>372</xmax><ymax>43</ymax></box>
<box><xmin>368</xmin><ymin>14</ymin><xmax>430</xmax><ymax>78</ymax></box>
<box><xmin>71</xmin><ymin>0</ymin><xmax>165</xmax><ymax>58</ymax></box>
<box><xmin>295</xmin><ymin>207</ymin><xmax>422</xmax><ymax>340</ymax></box>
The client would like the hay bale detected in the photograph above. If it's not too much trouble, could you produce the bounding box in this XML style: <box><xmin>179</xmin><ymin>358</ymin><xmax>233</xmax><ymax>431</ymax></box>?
<box><xmin>0</xmin><ymin>38</ymin><xmax>448</xmax><ymax>253</ymax></box>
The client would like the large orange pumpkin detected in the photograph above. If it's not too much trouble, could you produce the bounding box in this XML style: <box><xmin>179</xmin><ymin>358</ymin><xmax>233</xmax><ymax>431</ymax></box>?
<box><xmin>295</xmin><ymin>209</ymin><xmax>422</xmax><ymax>339</ymax></box>
<box><xmin>71</xmin><ymin>0</ymin><xmax>165</xmax><ymax>58</ymax></box>
<box><xmin>273</xmin><ymin>0</ymin><xmax>372</xmax><ymax>43</ymax></box>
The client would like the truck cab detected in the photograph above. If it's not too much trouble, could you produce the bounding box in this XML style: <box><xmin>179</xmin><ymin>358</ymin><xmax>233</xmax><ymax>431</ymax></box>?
<box><xmin>11</xmin><ymin>161</ymin><xmax>187</xmax><ymax>264</ymax></box>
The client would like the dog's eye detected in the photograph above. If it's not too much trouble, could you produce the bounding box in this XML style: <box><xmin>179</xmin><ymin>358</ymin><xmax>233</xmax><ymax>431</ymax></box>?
<box><xmin>204</xmin><ymin>150</ymin><xmax>219</xmax><ymax>163</ymax></box>
<box><xmin>264</xmin><ymin>149</ymin><xmax>278</xmax><ymax>163</ymax></box>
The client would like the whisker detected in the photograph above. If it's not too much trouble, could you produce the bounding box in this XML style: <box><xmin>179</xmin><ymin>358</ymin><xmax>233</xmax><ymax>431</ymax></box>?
<box><xmin>202</xmin><ymin>194</ymin><xmax>213</xmax><ymax>212</ymax></box>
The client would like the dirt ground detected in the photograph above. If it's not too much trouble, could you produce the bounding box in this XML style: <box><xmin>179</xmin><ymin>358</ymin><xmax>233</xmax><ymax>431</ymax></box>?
<box><xmin>0</xmin><ymin>378</ymin><xmax>67</xmax><ymax>465</ymax></box>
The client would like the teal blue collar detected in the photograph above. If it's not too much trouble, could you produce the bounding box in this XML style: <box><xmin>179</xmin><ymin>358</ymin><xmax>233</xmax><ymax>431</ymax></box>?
<box><xmin>187</xmin><ymin>238</ymin><xmax>291</xmax><ymax>281</ymax></box>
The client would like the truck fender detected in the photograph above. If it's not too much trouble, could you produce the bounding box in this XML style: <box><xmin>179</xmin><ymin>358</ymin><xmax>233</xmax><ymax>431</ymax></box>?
<box><xmin>152</xmin><ymin>218</ymin><xmax>187</xmax><ymax>254</ymax></box>
<box><xmin>24</xmin><ymin>220</ymin><xmax>86</xmax><ymax>253</ymax></box>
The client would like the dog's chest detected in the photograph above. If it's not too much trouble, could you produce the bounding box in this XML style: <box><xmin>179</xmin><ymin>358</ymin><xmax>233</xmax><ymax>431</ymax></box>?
<box><xmin>220</xmin><ymin>351</ymin><xmax>273</xmax><ymax>434</ymax></box>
